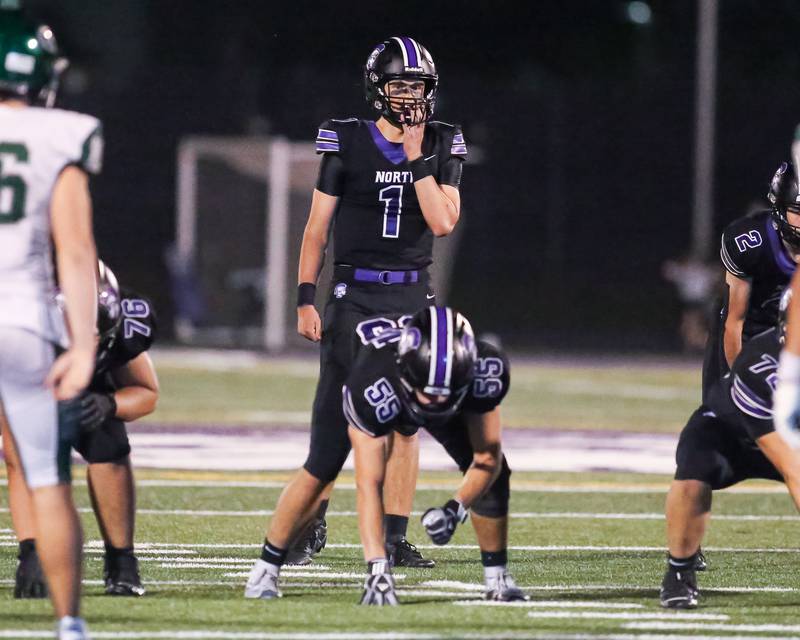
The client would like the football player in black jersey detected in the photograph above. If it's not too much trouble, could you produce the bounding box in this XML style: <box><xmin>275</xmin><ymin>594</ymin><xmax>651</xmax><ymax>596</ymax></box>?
<box><xmin>661</xmin><ymin>289</ymin><xmax>800</xmax><ymax>609</ymax></box>
<box><xmin>703</xmin><ymin>162</ymin><xmax>800</xmax><ymax>401</ymax></box>
<box><xmin>246</xmin><ymin>37</ymin><xmax>467</xmax><ymax>581</ymax></box>
<box><xmin>2</xmin><ymin>262</ymin><xmax>158</xmax><ymax>598</ymax></box>
<box><xmin>248</xmin><ymin>307</ymin><xmax>528</xmax><ymax>604</ymax></box>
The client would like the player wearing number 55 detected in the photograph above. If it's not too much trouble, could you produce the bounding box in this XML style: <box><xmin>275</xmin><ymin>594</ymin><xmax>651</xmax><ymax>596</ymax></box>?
<box><xmin>244</xmin><ymin>37</ymin><xmax>466</xmax><ymax>591</ymax></box>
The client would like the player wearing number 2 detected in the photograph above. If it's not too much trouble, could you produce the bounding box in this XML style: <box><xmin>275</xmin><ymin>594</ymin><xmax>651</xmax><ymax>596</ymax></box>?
<box><xmin>0</xmin><ymin>5</ymin><xmax>101</xmax><ymax>638</ymax></box>
<box><xmin>245</xmin><ymin>36</ymin><xmax>466</xmax><ymax>597</ymax></box>
<box><xmin>702</xmin><ymin>161</ymin><xmax>800</xmax><ymax>402</ymax></box>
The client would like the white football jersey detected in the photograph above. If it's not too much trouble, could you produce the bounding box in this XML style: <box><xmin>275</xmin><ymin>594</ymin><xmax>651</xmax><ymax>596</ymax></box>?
<box><xmin>0</xmin><ymin>104</ymin><xmax>102</xmax><ymax>344</ymax></box>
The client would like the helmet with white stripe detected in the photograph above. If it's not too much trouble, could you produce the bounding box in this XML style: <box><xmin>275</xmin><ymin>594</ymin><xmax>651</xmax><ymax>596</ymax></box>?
<box><xmin>364</xmin><ymin>36</ymin><xmax>438</xmax><ymax>128</ymax></box>
<box><xmin>396</xmin><ymin>306</ymin><xmax>477</xmax><ymax>425</ymax></box>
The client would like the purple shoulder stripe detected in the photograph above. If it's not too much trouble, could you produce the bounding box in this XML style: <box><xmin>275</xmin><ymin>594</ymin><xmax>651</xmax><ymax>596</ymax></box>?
<box><xmin>731</xmin><ymin>376</ymin><xmax>772</xmax><ymax>420</ymax></box>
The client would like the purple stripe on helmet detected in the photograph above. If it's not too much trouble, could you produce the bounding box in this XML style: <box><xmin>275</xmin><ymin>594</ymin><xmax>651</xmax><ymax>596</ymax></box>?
<box><xmin>401</xmin><ymin>37</ymin><xmax>419</xmax><ymax>68</ymax></box>
<box><xmin>434</xmin><ymin>306</ymin><xmax>448</xmax><ymax>388</ymax></box>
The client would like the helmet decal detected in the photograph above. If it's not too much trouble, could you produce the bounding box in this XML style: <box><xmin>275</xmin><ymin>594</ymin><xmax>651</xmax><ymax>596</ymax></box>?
<box><xmin>366</xmin><ymin>43</ymin><xmax>385</xmax><ymax>71</ymax></box>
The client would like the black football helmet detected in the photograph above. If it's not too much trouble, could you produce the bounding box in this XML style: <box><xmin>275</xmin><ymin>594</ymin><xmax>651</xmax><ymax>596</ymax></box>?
<box><xmin>768</xmin><ymin>161</ymin><xmax>800</xmax><ymax>252</ymax></box>
<box><xmin>364</xmin><ymin>36</ymin><xmax>438</xmax><ymax>128</ymax></box>
<box><xmin>95</xmin><ymin>260</ymin><xmax>122</xmax><ymax>370</ymax></box>
<box><xmin>396</xmin><ymin>306</ymin><xmax>477</xmax><ymax>426</ymax></box>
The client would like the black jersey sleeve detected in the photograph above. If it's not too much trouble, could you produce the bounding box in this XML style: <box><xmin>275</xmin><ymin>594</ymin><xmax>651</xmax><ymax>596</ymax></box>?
<box><xmin>316</xmin><ymin>153</ymin><xmax>345</xmax><ymax>196</ymax></box>
<box><xmin>342</xmin><ymin>346</ymin><xmax>405</xmax><ymax>438</ymax></box>
<box><xmin>461</xmin><ymin>340</ymin><xmax>511</xmax><ymax>414</ymax></box>
<box><xmin>426</xmin><ymin>121</ymin><xmax>467</xmax><ymax>187</ymax></box>
<box><xmin>315</xmin><ymin>120</ymin><xmax>342</xmax><ymax>155</ymax></box>
<box><xmin>719</xmin><ymin>214</ymin><xmax>769</xmax><ymax>279</ymax></box>
<box><xmin>728</xmin><ymin>330</ymin><xmax>779</xmax><ymax>440</ymax></box>
<box><xmin>106</xmin><ymin>290</ymin><xmax>157</xmax><ymax>368</ymax></box>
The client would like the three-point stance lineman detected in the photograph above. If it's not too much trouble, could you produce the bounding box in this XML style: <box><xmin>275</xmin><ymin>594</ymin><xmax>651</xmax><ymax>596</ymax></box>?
<box><xmin>661</xmin><ymin>291</ymin><xmax>800</xmax><ymax>609</ymax></box>
<box><xmin>245</xmin><ymin>35</ymin><xmax>467</xmax><ymax>584</ymax></box>
<box><xmin>346</xmin><ymin>307</ymin><xmax>526</xmax><ymax>605</ymax></box>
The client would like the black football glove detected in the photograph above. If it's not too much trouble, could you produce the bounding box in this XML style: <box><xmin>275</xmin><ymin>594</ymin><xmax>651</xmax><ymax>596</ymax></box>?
<box><xmin>359</xmin><ymin>559</ymin><xmax>398</xmax><ymax>606</ymax></box>
<box><xmin>15</xmin><ymin>542</ymin><xmax>47</xmax><ymax>599</ymax></box>
<box><xmin>421</xmin><ymin>499</ymin><xmax>468</xmax><ymax>546</ymax></box>
<box><xmin>79</xmin><ymin>392</ymin><xmax>117</xmax><ymax>432</ymax></box>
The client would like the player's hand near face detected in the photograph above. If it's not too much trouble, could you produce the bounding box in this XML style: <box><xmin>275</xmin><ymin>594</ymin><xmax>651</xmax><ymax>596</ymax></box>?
<box><xmin>297</xmin><ymin>305</ymin><xmax>322</xmax><ymax>342</ymax></box>
<box><xmin>402</xmin><ymin>111</ymin><xmax>425</xmax><ymax>160</ymax></box>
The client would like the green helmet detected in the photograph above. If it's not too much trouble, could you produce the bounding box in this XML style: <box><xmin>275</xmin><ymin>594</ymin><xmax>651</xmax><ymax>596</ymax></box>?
<box><xmin>0</xmin><ymin>2</ymin><xmax>66</xmax><ymax>107</ymax></box>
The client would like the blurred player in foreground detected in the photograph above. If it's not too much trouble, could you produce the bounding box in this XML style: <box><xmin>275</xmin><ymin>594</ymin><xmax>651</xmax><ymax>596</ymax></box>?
<box><xmin>0</xmin><ymin>5</ymin><xmax>102</xmax><ymax>638</ymax></box>
<box><xmin>3</xmin><ymin>262</ymin><xmax>158</xmax><ymax>599</ymax></box>
<box><xmin>661</xmin><ymin>290</ymin><xmax>800</xmax><ymax>609</ymax></box>
<box><xmin>247</xmin><ymin>306</ymin><xmax>528</xmax><ymax>605</ymax></box>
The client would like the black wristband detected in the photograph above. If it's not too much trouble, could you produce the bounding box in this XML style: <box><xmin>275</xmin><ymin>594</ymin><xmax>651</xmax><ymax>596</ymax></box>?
<box><xmin>297</xmin><ymin>282</ymin><xmax>316</xmax><ymax>307</ymax></box>
<box><xmin>407</xmin><ymin>156</ymin><xmax>433</xmax><ymax>182</ymax></box>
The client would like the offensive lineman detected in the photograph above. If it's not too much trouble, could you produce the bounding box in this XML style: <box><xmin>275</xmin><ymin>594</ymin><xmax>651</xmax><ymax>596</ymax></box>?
<box><xmin>248</xmin><ymin>307</ymin><xmax>528</xmax><ymax>604</ymax></box>
<box><xmin>661</xmin><ymin>290</ymin><xmax>800</xmax><ymax>608</ymax></box>
<box><xmin>3</xmin><ymin>263</ymin><xmax>158</xmax><ymax>599</ymax></box>
<box><xmin>0</xmin><ymin>5</ymin><xmax>102</xmax><ymax>639</ymax></box>
<box><xmin>246</xmin><ymin>36</ymin><xmax>467</xmax><ymax>582</ymax></box>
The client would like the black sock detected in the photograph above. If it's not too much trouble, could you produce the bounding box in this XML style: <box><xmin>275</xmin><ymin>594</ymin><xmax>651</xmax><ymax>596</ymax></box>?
<box><xmin>481</xmin><ymin>549</ymin><xmax>508</xmax><ymax>567</ymax></box>
<box><xmin>104</xmin><ymin>544</ymin><xmax>134</xmax><ymax>559</ymax></box>
<box><xmin>316</xmin><ymin>499</ymin><xmax>329</xmax><ymax>521</ymax></box>
<box><xmin>18</xmin><ymin>538</ymin><xmax>36</xmax><ymax>558</ymax></box>
<box><xmin>261</xmin><ymin>539</ymin><xmax>288</xmax><ymax>566</ymax></box>
<box><xmin>384</xmin><ymin>514</ymin><xmax>409</xmax><ymax>544</ymax></box>
<box><xmin>667</xmin><ymin>552</ymin><xmax>697</xmax><ymax>570</ymax></box>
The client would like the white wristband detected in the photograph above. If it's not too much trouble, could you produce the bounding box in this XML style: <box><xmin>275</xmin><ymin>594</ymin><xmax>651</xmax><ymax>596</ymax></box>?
<box><xmin>779</xmin><ymin>351</ymin><xmax>800</xmax><ymax>383</ymax></box>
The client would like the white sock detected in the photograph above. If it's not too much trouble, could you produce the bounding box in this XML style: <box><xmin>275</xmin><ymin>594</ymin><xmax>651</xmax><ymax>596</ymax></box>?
<box><xmin>483</xmin><ymin>564</ymin><xmax>507</xmax><ymax>581</ymax></box>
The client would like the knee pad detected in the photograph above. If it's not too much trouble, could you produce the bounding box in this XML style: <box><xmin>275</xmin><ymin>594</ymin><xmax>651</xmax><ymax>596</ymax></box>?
<box><xmin>471</xmin><ymin>455</ymin><xmax>511</xmax><ymax>518</ymax></box>
<box><xmin>75</xmin><ymin>419</ymin><xmax>131</xmax><ymax>464</ymax></box>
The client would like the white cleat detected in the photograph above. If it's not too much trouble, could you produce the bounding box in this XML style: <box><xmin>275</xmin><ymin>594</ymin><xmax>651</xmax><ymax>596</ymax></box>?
<box><xmin>244</xmin><ymin>559</ymin><xmax>282</xmax><ymax>600</ymax></box>
<box><xmin>57</xmin><ymin>616</ymin><xmax>89</xmax><ymax>640</ymax></box>
<box><xmin>484</xmin><ymin>570</ymin><xmax>529</xmax><ymax>602</ymax></box>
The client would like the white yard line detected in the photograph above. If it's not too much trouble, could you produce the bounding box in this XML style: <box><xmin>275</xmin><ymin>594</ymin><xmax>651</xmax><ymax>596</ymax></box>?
<box><xmin>624</xmin><ymin>621</ymin><xmax>800</xmax><ymax>633</ymax></box>
<box><xmin>0</xmin><ymin>632</ymin><xmax>543</xmax><ymax>640</ymax></box>
<box><xmin>526</xmin><ymin>611</ymin><xmax>728</xmax><ymax>621</ymax></box>
<box><xmin>453</xmin><ymin>600</ymin><xmax>644</xmax><ymax>609</ymax></box>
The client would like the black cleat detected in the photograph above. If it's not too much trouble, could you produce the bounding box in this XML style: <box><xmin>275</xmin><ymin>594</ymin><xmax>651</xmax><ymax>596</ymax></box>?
<box><xmin>695</xmin><ymin>549</ymin><xmax>707</xmax><ymax>571</ymax></box>
<box><xmin>388</xmin><ymin>538</ymin><xmax>435</xmax><ymax>568</ymax></box>
<box><xmin>105</xmin><ymin>552</ymin><xmax>145</xmax><ymax>597</ymax></box>
<box><xmin>286</xmin><ymin>518</ymin><xmax>327</xmax><ymax>566</ymax></box>
<box><xmin>660</xmin><ymin>567</ymin><xmax>698</xmax><ymax>609</ymax></box>
<box><xmin>14</xmin><ymin>544</ymin><xmax>47</xmax><ymax>599</ymax></box>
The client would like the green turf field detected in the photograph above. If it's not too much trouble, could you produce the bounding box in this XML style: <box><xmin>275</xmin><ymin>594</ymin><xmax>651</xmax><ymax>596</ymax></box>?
<box><xmin>2</xmin><ymin>470</ymin><xmax>800</xmax><ymax>639</ymax></box>
<box><xmin>148</xmin><ymin>353</ymin><xmax>703</xmax><ymax>432</ymax></box>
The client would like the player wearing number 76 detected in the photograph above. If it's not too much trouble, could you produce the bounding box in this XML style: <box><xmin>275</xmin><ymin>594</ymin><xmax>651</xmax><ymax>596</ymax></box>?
<box><xmin>245</xmin><ymin>37</ymin><xmax>466</xmax><ymax>596</ymax></box>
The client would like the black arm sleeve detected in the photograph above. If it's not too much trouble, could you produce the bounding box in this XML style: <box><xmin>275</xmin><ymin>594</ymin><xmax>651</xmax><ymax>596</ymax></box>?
<box><xmin>438</xmin><ymin>157</ymin><xmax>463</xmax><ymax>188</ymax></box>
<box><xmin>316</xmin><ymin>153</ymin><xmax>345</xmax><ymax>196</ymax></box>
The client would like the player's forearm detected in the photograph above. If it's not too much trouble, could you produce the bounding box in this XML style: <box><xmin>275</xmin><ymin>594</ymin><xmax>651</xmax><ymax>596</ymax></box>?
<box><xmin>723</xmin><ymin>320</ymin><xmax>744</xmax><ymax>367</ymax></box>
<box><xmin>455</xmin><ymin>451</ymin><xmax>501</xmax><ymax>509</ymax></box>
<box><xmin>113</xmin><ymin>386</ymin><xmax>158</xmax><ymax>422</ymax></box>
<box><xmin>297</xmin><ymin>229</ymin><xmax>327</xmax><ymax>284</ymax></box>
<box><xmin>57</xmin><ymin>251</ymin><xmax>98</xmax><ymax>351</ymax></box>
<box><xmin>414</xmin><ymin>178</ymin><xmax>459</xmax><ymax>236</ymax></box>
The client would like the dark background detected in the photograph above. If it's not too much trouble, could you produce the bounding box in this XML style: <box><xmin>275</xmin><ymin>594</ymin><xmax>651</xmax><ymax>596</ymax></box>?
<box><xmin>21</xmin><ymin>0</ymin><xmax>800</xmax><ymax>351</ymax></box>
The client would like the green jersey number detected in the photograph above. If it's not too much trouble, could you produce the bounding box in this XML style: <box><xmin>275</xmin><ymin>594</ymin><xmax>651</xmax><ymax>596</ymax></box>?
<box><xmin>0</xmin><ymin>143</ymin><xmax>28</xmax><ymax>223</ymax></box>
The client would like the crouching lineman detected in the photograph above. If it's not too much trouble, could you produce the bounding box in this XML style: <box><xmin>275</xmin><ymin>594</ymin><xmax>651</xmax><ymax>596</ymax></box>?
<box><xmin>661</xmin><ymin>289</ymin><xmax>800</xmax><ymax>608</ymax></box>
<box><xmin>246</xmin><ymin>306</ymin><xmax>527</xmax><ymax>604</ymax></box>
<box><xmin>2</xmin><ymin>262</ymin><xmax>158</xmax><ymax>598</ymax></box>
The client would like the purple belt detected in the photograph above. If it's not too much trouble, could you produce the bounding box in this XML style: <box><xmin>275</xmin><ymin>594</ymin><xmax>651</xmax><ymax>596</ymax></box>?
<box><xmin>353</xmin><ymin>268</ymin><xmax>419</xmax><ymax>285</ymax></box>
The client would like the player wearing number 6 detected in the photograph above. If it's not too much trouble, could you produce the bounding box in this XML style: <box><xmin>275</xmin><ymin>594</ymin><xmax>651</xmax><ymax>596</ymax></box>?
<box><xmin>344</xmin><ymin>307</ymin><xmax>527</xmax><ymax>605</ymax></box>
<box><xmin>245</xmin><ymin>37</ymin><xmax>464</xmax><ymax>589</ymax></box>
<box><xmin>0</xmin><ymin>5</ymin><xmax>102</xmax><ymax>638</ymax></box>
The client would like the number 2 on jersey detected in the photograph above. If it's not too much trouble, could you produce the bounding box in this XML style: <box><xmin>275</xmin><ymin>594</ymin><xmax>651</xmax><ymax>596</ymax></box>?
<box><xmin>379</xmin><ymin>185</ymin><xmax>402</xmax><ymax>238</ymax></box>
<box><xmin>0</xmin><ymin>143</ymin><xmax>28</xmax><ymax>224</ymax></box>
